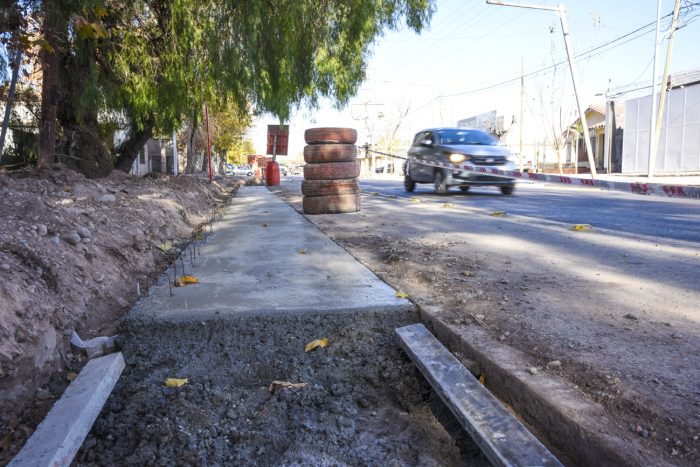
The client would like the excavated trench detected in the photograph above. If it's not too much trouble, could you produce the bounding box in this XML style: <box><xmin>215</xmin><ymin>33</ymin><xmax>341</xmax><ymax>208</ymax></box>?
<box><xmin>76</xmin><ymin>309</ymin><xmax>489</xmax><ymax>466</ymax></box>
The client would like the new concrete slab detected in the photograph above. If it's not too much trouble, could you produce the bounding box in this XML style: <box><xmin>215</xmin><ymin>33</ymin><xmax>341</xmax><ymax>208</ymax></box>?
<box><xmin>9</xmin><ymin>352</ymin><xmax>125</xmax><ymax>467</ymax></box>
<box><xmin>396</xmin><ymin>324</ymin><xmax>562</xmax><ymax>467</ymax></box>
<box><xmin>131</xmin><ymin>186</ymin><xmax>413</xmax><ymax>321</ymax></box>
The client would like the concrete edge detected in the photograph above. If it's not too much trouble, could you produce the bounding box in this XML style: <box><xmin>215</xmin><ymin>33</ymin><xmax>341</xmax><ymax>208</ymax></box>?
<box><xmin>396</xmin><ymin>324</ymin><xmax>563</xmax><ymax>467</ymax></box>
<box><xmin>419</xmin><ymin>307</ymin><xmax>667</xmax><ymax>467</ymax></box>
<box><xmin>9</xmin><ymin>352</ymin><xmax>125</xmax><ymax>467</ymax></box>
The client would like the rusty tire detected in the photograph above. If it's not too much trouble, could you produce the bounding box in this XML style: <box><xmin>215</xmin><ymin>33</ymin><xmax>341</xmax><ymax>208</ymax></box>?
<box><xmin>304</xmin><ymin>127</ymin><xmax>358</xmax><ymax>145</ymax></box>
<box><xmin>302</xmin><ymin>179</ymin><xmax>360</xmax><ymax>196</ymax></box>
<box><xmin>303</xmin><ymin>161</ymin><xmax>360</xmax><ymax>180</ymax></box>
<box><xmin>304</xmin><ymin>144</ymin><xmax>357</xmax><ymax>163</ymax></box>
<box><xmin>303</xmin><ymin>194</ymin><xmax>361</xmax><ymax>214</ymax></box>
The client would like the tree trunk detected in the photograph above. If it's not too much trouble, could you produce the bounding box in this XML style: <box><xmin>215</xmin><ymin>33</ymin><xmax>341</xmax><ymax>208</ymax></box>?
<box><xmin>60</xmin><ymin>123</ymin><xmax>114</xmax><ymax>178</ymax></box>
<box><xmin>0</xmin><ymin>48</ymin><xmax>22</xmax><ymax>159</ymax></box>
<box><xmin>556</xmin><ymin>145</ymin><xmax>563</xmax><ymax>175</ymax></box>
<box><xmin>201</xmin><ymin>148</ymin><xmax>209</xmax><ymax>173</ymax></box>
<box><xmin>115</xmin><ymin>122</ymin><xmax>154</xmax><ymax>172</ymax></box>
<box><xmin>185</xmin><ymin>116</ymin><xmax>198</xmax><ymax>174</ymax></box>
<box><xmin>218</xmin><ymin>149</ymin><xmax>227</xmax><ymax>174</ymax></box>
<box><xmin>37</xmin><ymin>2</ymin><xmax>62</xmax><ymax>169</ymax></box>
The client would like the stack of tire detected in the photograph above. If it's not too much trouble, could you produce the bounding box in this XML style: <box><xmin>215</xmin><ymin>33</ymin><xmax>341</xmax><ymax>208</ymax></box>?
<box><xmin>303</xmin><ymin>127</ymin><xmax>361</xmax><ymax>215</ymax></box>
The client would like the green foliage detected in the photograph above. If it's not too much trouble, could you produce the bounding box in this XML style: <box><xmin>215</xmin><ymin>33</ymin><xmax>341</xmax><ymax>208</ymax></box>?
<box><xmin>10</xmin><ymin>0</ymin><xmax>434</xmax><ymax>173</ymax></box>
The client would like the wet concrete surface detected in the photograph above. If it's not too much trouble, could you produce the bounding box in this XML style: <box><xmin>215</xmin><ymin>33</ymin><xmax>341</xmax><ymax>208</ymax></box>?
<box><xmin>131</xmin><ymin>186</ymin><xmax>413</xmax><ymax>322</ymax></box>
<box><xmin>76</xmin><ymin>311</ymin><xmax>489</xmax><ymax>466</ymax></box>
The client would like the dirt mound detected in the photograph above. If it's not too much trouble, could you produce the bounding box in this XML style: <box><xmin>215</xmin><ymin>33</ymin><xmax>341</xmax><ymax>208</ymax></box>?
<box><xmin>0</xmin><ymin>165</ymin><xmax>242</xmax><ymax>461</ymax></box>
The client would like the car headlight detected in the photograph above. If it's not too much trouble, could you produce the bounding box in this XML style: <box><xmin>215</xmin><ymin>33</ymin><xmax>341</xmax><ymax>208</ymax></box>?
<box><xmin>449</xmin><ymin>153</ymin><xmax>466</xmax><ymax>163</ymax></box>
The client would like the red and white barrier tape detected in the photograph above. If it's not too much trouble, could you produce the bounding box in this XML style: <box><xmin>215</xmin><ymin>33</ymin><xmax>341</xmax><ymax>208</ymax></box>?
<box><xmin>407</xmin><ymin>156</ymin><xmax>700</xmax><ymax>199</ymax></box>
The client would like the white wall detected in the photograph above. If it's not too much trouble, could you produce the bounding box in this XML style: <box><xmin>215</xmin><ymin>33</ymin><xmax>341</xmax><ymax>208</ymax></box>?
<box><xmin>622</xmin><ymin>83</ymin><xmax>700</xmax><ymax>174</ymax></box>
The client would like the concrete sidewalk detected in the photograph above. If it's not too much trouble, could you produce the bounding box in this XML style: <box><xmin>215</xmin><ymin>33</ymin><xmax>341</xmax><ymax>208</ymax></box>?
<box><xmin>130</xmin><ymin>186</ymin><xmax>413</xmax><ymax>322</ymax></box>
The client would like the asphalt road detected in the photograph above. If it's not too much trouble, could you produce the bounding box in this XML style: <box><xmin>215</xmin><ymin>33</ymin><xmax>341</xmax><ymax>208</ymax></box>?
<box><xmin>356</xmin><ymin>177</ymin><xmax>700</xmax><ymax>244</ymax></box>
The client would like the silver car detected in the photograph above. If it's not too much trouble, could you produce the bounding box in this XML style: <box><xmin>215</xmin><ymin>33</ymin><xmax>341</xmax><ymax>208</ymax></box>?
<box><xmin>404</xmin><ymin>128</ymin><xmax>517</xmax><ymax>195</ymax></box>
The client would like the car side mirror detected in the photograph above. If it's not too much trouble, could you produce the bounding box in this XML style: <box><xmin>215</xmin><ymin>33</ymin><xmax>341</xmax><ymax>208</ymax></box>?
<box><xmin>421</xmin><ymin>139</ymin><xmax>433</xmax><ymax>146</ymax></box>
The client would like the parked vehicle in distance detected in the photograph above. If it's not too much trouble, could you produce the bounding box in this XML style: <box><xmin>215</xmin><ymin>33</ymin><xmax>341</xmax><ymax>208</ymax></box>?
<box><xmin>234</xmin><ymin>165</ymin><xmax>253</xmax><ymax>176</ymax></box>
<box><xmin>288</xmin><ymin>165</ymin><xmax>302</xmax><ymax>175</ymax></box>
<box><xmin>278</xmin><ymin>165</ymin><xmax>289</xmax><ymax>176</ymax></box>
<box><xmin>404</xmin><ymin>127</ymin><xmax>517</xmax><ymax>195</ymax></box>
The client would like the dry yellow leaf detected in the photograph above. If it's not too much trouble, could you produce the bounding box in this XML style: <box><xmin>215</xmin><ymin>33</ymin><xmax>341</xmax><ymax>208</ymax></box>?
<box><xmin>176</xmin><ymin>275</ymin><xmax>199</xmax><ymax>287</ymax></box>
<box><xmin>571</xmin><ymin>224</ymin><xmax>592</xmax><ymax>231</ymax></box>
<box><xmin>479</xmin><ymin>374</ymin><xmax>486</xmax><ymax>385</ymax></box>
<box><xmin>269</xmin><ymin>380</ymin><xmax>308</xmax><ymax>394</ymax></box>
<box><xmin>157</xmin><ymin>241</ymin><xmax>173</xmax><ymax>252</ymax></box>
<box><xmin>66</xmin><ymin>372</ymin><xmax>78</xmax><ymax>382</ymax></box>
<box><xmin>298</xmin><ymin>249</ymin><xmax>307</xmax><ymax>254</ymax></box>
<box><xmin>395</xmin><ymin>290</ymin><xmax>408</xmax><ymax>299</ymax></box>
<box><xmin>165</xmin><ymin>378</ymin><xmax>188</xmax><ymax>387</ymax></box>
<box><xmin>442</xmin><ymin>203</ymin><xmax>455</xmax><ymax>208</ymax></box>
<box><xmin>411</xmin><ymin>197</ymin><xmax>421</xmax><ymax>203</ymax></box>
<box><xmin>304</xmin><ymin>338</ymin><xmax>330</xmax><ymax>353</ymax></box>
<box><xmin>490</xmin><ymin>211</ymin><xmax>506</xmax><ymax>217</ymax></box>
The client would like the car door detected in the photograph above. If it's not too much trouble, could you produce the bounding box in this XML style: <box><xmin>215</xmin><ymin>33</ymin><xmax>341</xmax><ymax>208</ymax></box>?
<box><xmin>407</xmin><ymin>131</ymin><xmax>434</xmax><ymax>182</ymax></box>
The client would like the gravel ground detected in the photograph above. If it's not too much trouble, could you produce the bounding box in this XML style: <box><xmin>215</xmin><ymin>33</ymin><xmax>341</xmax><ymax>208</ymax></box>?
<box><xmin>76</xmin><ymin>310</ymin><xmax>489</xmax><ymax>466</ymax></box>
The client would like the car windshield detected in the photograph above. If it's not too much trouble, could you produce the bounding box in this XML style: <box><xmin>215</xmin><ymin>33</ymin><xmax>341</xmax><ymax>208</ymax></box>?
<box><xmin>435</xmin><ymin>129</ymin><xmax>497</xmax><ymax>146</ymax></box>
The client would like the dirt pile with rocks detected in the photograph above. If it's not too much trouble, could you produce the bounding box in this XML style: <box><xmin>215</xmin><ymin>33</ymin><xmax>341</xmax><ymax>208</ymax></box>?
<box><xmin>0</xmin><ymin>165</ymin><xmax>242</xmax><ymax>461</ymax></box>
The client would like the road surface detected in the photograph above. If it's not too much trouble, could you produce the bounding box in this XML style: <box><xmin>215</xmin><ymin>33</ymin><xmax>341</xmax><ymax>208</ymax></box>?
<box><xmin>357</xmin><ymin>177</ymin><xmax>700</xmax><ymax>244</ymax></box>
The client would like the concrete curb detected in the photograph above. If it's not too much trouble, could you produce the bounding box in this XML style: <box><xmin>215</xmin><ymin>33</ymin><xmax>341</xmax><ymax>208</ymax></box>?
<box><xmin>419</xmin><ymin>307</ymin><xmax>666</xmax><ymax>467</ymax></box>
<box><xmin>396</xmin><ymin>323</ymin><xmax>562</xmax><ymax>467</ymax></box>
<box><xmin>9</xmin><ymin>353</ymin><xmax>125</xmax><ymax>467</ymax></box>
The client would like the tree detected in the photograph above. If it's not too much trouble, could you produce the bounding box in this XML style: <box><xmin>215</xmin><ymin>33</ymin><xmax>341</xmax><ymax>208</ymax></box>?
<box><xmin>15</xmin><ymin>0</ymin><xmax>435</xmax><ymax>177</ymax></box>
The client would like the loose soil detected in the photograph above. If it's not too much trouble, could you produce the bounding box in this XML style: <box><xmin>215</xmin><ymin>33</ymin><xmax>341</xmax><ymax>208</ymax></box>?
<box><xmin>75</xmin><ymin>311</ymin><xmax>488</xmax><ymax>466</ymax></box>
<box><xmin>272</xmin><ymin>181</ymin><xmax>700</xmax><ymax>466</ymax></box>
<box><xmin>0</xmin><ymin>165</ymin><xmax>243</xmax><ymax>463</ymax></box>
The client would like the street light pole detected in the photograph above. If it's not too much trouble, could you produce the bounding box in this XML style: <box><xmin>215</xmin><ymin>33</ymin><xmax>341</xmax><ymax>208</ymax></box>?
<box><xmin>486</xmin><ymin>1</ymin><xmax>597</xmax><ymax>178</ymax></box>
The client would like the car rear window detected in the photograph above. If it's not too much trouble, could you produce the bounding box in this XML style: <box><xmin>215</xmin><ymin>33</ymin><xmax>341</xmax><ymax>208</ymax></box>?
<box><xmin>436</xmin><ymin>129</ymin><xmax>497</xmax><ymax>146</ymax></box>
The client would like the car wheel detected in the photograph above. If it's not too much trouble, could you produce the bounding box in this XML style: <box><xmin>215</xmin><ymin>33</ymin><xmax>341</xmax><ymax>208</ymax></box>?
<box><xmin>459</xmin><ymin>186</ymin><xmax>470</xmax><ymax>192</ymax></box>
<box><xmin>434</xmin><ymin>170</ymin><xmax>448</xmax><ymax>195</ymax></box>
<box><xmin>247</xmin><ymin>172</ymin><xmax>252</xmax><ymax>176</ymax></box>
<box><xmin>501</xmin><ymin>185</ymin><xmax>515</xmax><ymax>195</ymax></box>
<box><xmin>404</xmin><ymin>175</ymin><xmax>415</xmax><ymax>192</ymax></box>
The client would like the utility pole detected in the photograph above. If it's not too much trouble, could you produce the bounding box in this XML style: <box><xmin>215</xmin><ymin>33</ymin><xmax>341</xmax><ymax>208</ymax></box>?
<box><xmin>647</xmin><ymin>0</ymin><xmax>663</xmax><ymax>178</ymax></box>
<box><xmin>487</xmin><ymin>1</ymin><xmax>597</xmax><ymax>178</ymax></box>
<box><xmin>650</xmin><ymin>0</ymin><xmax>682</xmax><ymax>177</ymax></box>
<box><xmin>519</xmin><ymin>56</ymin><xmax>525</xmax><ymax>172</ymax></box>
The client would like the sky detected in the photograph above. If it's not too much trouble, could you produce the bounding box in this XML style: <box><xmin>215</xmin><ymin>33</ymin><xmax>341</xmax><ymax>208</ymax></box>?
<box><xmin>247</xmin><ymin>0</ymin><xmax>700</xmax><ymax>162</ymax></box>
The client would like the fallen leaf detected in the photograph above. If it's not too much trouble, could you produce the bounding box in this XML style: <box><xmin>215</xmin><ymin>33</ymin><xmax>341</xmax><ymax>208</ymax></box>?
<box><xmin>410</xmin><ymin>197</ymin><xmax>421</xmax><ymax>203</ymax></box>
<box><xmin>442</xmin><ymin>203</ymin><xmax>455</xmax><ymax>208</ymax></box>
<box><xmin>305</xmin><ymin>338</ymin><xmax>330</xmax><ymax>353</ymax></box>
<box><xmin>298</xmin><ymin>249</ymin><xmax>307</xmax><ymax>254</ymax></box>
<box><xmin>571</xmin><ymin>224</ymin><xmax>592</xmax><ymax>231</ymax></box>
<box><xmin>388</xmin><ymin>195</ymin><xmax>398</xmax><ymax>199</ymax></box>
<box><xmin>395</xmin><ymin>290</ymin><xmax>408</xmax><ymax>299</ymax></box>
<box><xmin>262</xmin><ymin>223</ymin><xmax>270</xmax><ymax>227</ymax></box>
<box><xmin>369</xmin><ymin>192</ymin><xmax>380</xmax><ymax>196</ymax></box>
<box><xmin>157</xmin><ymin>240</ymin><xmax>173</xmax><ymax>252</ymax></box>
<box><xmin>269</xmin><ymin>380</ymin><xmax>308</xmax><ymax>394</ymax></box>
<box><xmin>165</xmin><ymin>378</ymin><xmax>188</xmax><ymax>387</ymax></box>
<box><xmin>176</xmin><ymin>275</ymin><xmax>199</xmax><ymax>287</ymax></box>
<box><xmin>461</xmin><ymin>271</ymin><xmax>474</xmax><ymax>277</ymax></box>
<box><xmin>66</xmin><ymin>372</ymin><xmax>78</xmax><ymax>382</ymax></box>
<box><xmin>479</xmin><ymin>374</ymin><xmax>486</xmax><ymax>385</ymax></box>
<box><xmin>490</xmin><ymin>211</ymin><xmax>506</xmax><ymax>217</ymax></box>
